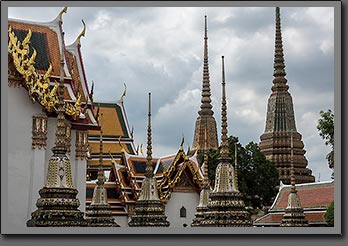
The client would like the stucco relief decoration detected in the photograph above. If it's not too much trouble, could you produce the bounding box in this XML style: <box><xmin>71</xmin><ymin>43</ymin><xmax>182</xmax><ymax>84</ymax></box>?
<box><xmin>8</xmin><ymin>26</ymin><xmax>82</xmax><ymax>120</ymax></box>
<box><xmin>32</xmin><ymin>115</ymin><xmax>48</xmax><ymax>149</ymax></box>
<box><xmin>75</xmin><ymin>130</ymin><xmax>88</xmax><ymax>159</ymax></box>
<box><xmin>65</xmin><ymin>123</ymin><xmax>72</xmax><ymax>154</ymax></box>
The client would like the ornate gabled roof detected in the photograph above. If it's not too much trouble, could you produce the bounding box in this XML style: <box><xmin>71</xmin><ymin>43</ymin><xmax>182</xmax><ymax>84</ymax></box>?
<box><xmin>253</xmin><ymin>181</ymin><xmax>334</xmax><ymax>226</ymax></box>
<box><xmin>157</xmin><ymin>147</ymin><xmax>203</xmax><ymax>201</ymax></box>
<box><xmin>8</xmin><ymin>8</ymin><xmax>97</xmax><ymax>129</ymax></box>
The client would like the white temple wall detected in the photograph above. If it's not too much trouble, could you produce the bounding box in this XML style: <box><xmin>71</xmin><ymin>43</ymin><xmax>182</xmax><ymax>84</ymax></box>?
<box><xmin>8</xmin><ymin>87</ymin><xmax>44</xmax><ymax>229</ymax></box>
<box><xmin>165</xmin><ymin>192</ymin><xmax>200</xmax><ymax>227</ymax></box>
<box><xmin>114</xmin><ymin>216</ymin><xmax>129</xmax><ymax>227</ymax></box>
<box><xmin>70</xmin><ymin>130</ymin><xmax>87</xmax><ymax>212</ymax></box>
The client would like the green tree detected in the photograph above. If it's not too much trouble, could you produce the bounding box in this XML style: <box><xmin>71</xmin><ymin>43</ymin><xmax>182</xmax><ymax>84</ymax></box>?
<box><xmin>317</xmin><ymin>109</ymin><xmax>334</xmax><ymax>169</ymax></box>
<box><xmin>236</xmin><ymin>141</ymin><xmax>279</xmax><ymax>208</ymax></box>
<box><xmin>199</xmin><ymin>136</ymin><xmax>279</xmax><ymax>209</ymax></box>
<box><xmin>325</xmin><ymin>200</ymin><xmax>334</xmax><ymax>226</ymax></box>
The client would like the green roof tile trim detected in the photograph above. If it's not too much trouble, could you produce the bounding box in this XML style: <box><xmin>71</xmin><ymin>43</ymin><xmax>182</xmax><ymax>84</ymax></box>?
<box><xmin>95</xmin><ymin>102</ymin><xmax>129</xmax><ymax>138</ymax></box>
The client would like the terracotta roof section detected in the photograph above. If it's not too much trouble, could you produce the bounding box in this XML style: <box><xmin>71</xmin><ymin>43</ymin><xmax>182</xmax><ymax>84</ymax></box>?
<box><xmin>8</xmin><ymin>21</ymin><xmax>61</xmax><ymax>76</ymax></box>
<box><xmin>254</xmin><ymin>181</ymin><xmax>334</xmax><ymax>226</ymax></box>
<box><xmin>273</xmin><ymin>181</ymin><xmax>334</xmax><ymax>210</ymax></box>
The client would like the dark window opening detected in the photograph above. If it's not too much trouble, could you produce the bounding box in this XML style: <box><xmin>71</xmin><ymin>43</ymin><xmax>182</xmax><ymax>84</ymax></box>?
<box><xmin>180</xmin><ymin>206</ymin><xmax>186</xmax><ymax>218</ymax></box>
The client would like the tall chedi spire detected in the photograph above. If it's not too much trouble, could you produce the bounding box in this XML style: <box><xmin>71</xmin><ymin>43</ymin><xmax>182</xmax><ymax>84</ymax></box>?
<box><xmin>192</xmin><ymin>15</ymin><xmax>218</xmax><ymax>154</ymax></box>
<box><xmin>85</xmin><ymin>111</ymin><xmax>120</xmax><ymax>227</ymax></box>
<box><xmin>128</xmin><ymin>93</ymin><xmax>170</xmax><ymax>227</ymax></box>
<box><xmin>27</xmin><ymin>10</ymin><xmax>87</xmax><ymax>226</ymax></box>
<box><xmin>191</xmin><ymin>130</ymin><xmax>212</xmax><ymax>226</ymax></box>
<box><xmin>200</xmin><ymin>56</ymin><xmax>251</xmax><ymax>227</ymax></box>
<box><xmin>280</xmin><ymin>133</ymin><xmax>308</xmax><ymax>227</ymax></box>
<box><xmin>259</xmin><ymin>7</ymin><xmax>315</xmax><ymax>185</ymax></box>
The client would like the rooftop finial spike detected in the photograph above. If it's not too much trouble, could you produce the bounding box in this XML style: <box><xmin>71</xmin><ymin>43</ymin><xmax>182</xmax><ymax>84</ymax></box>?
<box><xmin>58</xmin><ymin>7</ymin><xmax>68</xmax><ymax>22</ymax></box>
<box><xmin>77</xmin><ymin>19</ymin><xmax>86</xmax><ymax>46</ymax></box>
<box><xmin>272</xmin><ymin>7</ymin><xmax>289</xmax><ymax>93</ymax></box>
<box><xmin>145</xmin><ymin>92</ymin><xmax>153</xmax><ymax>178</ymax></box>
<box><xmin>220</xmin><ymin>56</ymin><xmax>230</xmax><ymax>161</ymax></box>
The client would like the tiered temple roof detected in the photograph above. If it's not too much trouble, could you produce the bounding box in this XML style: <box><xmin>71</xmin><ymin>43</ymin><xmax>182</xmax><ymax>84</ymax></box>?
<box><xmin>253</xmin><ymin>180</ymin><xmax>334</xmax><ymax>226</ymax></box>
<box><xmin>86</xmin><ymin>136</ymin><xmax>204</xmax><ymax>218</ymax></box>
<box><xmin>259</xmin><ymin>7</ymin><xmax>315</xmax><ymax>185</ymax></box>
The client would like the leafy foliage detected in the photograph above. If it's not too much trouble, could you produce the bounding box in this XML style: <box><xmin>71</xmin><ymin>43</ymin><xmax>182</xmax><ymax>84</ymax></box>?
<box><xmin>325</xmin><ymin>200</ymin><xmax>334</xmax><ymax>226</ymax></box>
<box><xmin>198</xmin><ymin>136</ymin><xmax>279</xmax><ymax>209</ymax></box>
<box><xmin>317</xmin><ymin>109</ymin><xmax>334</xmax><ymax>169</ymax></box>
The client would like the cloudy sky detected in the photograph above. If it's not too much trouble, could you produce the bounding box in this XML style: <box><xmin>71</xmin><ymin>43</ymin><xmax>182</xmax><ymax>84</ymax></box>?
<box><xmin>8</xmin><ymin>6</ymin><xmax>334</xmax><ymax>181</ymax></box>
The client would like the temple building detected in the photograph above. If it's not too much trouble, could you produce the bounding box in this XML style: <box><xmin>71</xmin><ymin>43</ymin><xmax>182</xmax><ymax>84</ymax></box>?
<box><xmin>7</xmin><ymin>7</ymin><xmax>98</xmax><ymax>229</ymax></box>
<box><xmin>259</xmin><ymin>7</ymin><xmax>315</xmax><ymax>185</ymax></box>
<box><xmin>253</xmin><ymin>180</ymin><xmax>334</xmax><ymax>227</ymax></box>
<box><xmin>192</xmin><ymin>16</ymin><xmax>218</xmax><ymax>154</ymax></box>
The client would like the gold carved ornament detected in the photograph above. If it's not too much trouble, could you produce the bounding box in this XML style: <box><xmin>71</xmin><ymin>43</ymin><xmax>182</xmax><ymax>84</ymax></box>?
<box><xmin>8</xmin><ymin>26</ymin><xmax>82</xmax><ymax>120</ymax></box>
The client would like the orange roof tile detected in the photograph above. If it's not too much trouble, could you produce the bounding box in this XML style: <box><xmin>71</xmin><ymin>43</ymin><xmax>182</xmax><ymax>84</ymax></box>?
<box><xmin>274</xmin><ymin>182</ymin><xmax>334</xmax><ymax>209</ymax></box>
<box><xmin>8</xmin><ymin>21</ymin><xmax>61</xmax><ymax>77</ymax></box>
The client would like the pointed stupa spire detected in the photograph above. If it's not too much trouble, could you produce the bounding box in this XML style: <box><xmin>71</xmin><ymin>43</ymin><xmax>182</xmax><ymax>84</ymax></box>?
<box><xmin>145</xmin><ymin>92</ymin><xmax>154</xmax><ymax>178</ymax></box>
<box><xmin>192</xmin><ymin>15</ymin><xmax>218</xmax><ymax>153</ymax></box>
<box><xmin>219</xmin><ymin>56</ymin><xmax>231</xmax><ymax>162</ymax></box>
<box><xmin>85</xmin><ymin>113</ymin><xmax>120</xmax><ymax>226</ymax></box>
<box><xmin>199</xmin><ymin>15</ymin><xmax>214</xmax><ymax>116</ymax></box>
<box><xmin>280</xmin><ymin>132</ymin><xmax>308</xmax><ymax>227</ymax></box>
<box><xmin>259</xmin><ymin>7</ymin><xmax>315</xmax><ymax>185</ymax></box>
<box><xmin>272</xmin><ymin>7</ymin><xmax>289</xmax><ymax>93</ymax></box>
<box><xmin>128</xmin><ymin>93</ymin><xmax>170</xmax><ymax>227</ymax></box>
<box><xmin>27</xmin><ymin>34</ymin><xmax>87</xmax><ymax>227</ymax></box>
<box><xmin>96</xmin><ymin>113</ymin><xmax>105</xmax><ymax>186</ymax></box>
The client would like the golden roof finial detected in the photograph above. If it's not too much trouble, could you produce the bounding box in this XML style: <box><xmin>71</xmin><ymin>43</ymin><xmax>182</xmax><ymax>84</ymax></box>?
<box><xmin>187</xmin><ymin>144</ymin><xmax>191</xmax><ymax>156</ymax></box>
<box><xmin>77</xmin><ymin>19</ymin><xmax>86</xmax><ymax>46</ymax></box>
<box><xmin>108</xmin><ymin>149</ymin><xmax>116</xmax><ymax>164</ymax></box>
<box><xmin>58</xmin><ymin>7</ymin><xmax>68</xmax><ymax>22</ymax></box>
<box><xmin>139</xmin><ymin>143</ymin><xmax>144</xmax><ymax>156</ymax></box>
<box><xmin>179</xmin><ymin>132</ymin><xmax>184</xmax><ymax>151</ymax></box>
<box><xmin>119</xmin><ymin>83</ymin><xmax>127</xmax><ymax>101</ymax></box>
<box><xmin>118</xmin><ymin>136</ymin><xmax>125</xmax><ymax>152</ymax></box>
